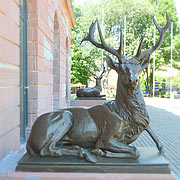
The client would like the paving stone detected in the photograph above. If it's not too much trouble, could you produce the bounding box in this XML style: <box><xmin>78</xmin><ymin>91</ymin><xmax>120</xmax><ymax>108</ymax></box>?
<box><xmin>132</xmin><ymin>98</ymin><xmax>180</xmax><ymax>179</ymax></box>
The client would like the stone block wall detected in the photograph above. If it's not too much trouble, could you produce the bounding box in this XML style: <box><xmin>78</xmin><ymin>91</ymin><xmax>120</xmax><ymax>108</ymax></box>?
<box><xmin>27</xmin><ymin>0</ymin><xmax>75</xmax><ymax>127</ymax></box>
<box><xmin>0</xmin><ymin>0</ymin><xmax>75</xmax><ymax>160</ymax></box>
<box><xmin>0</xmin><ymin>0</ymin><xmax>20</xmax><ymax>160</ymax></box>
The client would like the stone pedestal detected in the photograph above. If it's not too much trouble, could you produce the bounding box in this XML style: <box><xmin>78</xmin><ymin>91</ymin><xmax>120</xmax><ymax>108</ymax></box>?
<box><xmin>75</xmin><ymin>97</ymin><xmax>106</xmax><ymax>100</ymax></box>
<box><xmin>16</xmin><ymin>147</ymin><xmax>170</xmax><ymax>174</ymax></box>
<box><xmin>70</xmin><ymin>98</ymin><xmax>107</xmax><ymax>107</ymax></box>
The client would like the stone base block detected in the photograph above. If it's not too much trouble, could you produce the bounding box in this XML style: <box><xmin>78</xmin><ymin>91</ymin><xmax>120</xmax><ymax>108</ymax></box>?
<box><xmin>70</xmin><ymin>99</ymin><xmax>107</xmax><ymax>107</ymax></box>
<box><xmin>16</xmin><ymin>147</ymin><xmax>170</xmax><ymax>174</ymax></box>
<box><xmin>75</xmin><ymin>97</ymin><xmax>106</xmax><ymax>100</ymax></box>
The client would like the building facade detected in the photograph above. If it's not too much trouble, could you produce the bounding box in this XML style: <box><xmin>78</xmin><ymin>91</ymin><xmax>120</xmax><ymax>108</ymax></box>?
<box><xmin>0</xmin><ymin>0</ymin><xmax>75</xmax><ymax>160</ymax></box>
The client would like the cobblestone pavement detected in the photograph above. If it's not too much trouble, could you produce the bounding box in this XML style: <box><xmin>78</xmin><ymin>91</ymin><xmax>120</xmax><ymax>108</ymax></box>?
<box><xmin>132</xmin><ymin>98</ymin><xmax>180</xmax><ymax>179</ymax></box>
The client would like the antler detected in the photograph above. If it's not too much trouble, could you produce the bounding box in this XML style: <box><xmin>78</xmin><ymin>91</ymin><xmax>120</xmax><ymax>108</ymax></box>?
<box><xmin>81</xmin><ymin>19</ymin><xmax>124</xmax><ymax>64</ymax></box>
<box><xmin>118</xmin><ymin>23</ymin><xmax>123</xmax><ymax>55</ymax></box>
<box><xmin>87</xmin><ymin>66</ymin><xmax>97</xmax><ymax>78</ymax></box>
<box><xmin>87</xmin><ymin>65</ymin><xmax>106</xmax><ymax>79</ymax></box>
<box><xmin>99</xmin><ymin>66</ymin><xmax>106</xmax><ymax>79</ymax></box>
<box><xmin>135</xmin><ymin>13</ymin><xmax>171</xmax><ymax>60</ymax></box>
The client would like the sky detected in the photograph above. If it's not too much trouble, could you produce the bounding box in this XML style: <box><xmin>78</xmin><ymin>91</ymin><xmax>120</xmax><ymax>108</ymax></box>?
<box><xmin>74</xmin><ymin>0</ymin><xmax>100</xmax><ymax>6</ymax></box>
<box><xmin>74</xmin><ymin>0</ymin><xmax>180</xmax><ymax>23</ymax></box>
<box><xmin>174</xmin><ymin>0</ymin><xmax>180</xmax><ymax>22</ymax></box>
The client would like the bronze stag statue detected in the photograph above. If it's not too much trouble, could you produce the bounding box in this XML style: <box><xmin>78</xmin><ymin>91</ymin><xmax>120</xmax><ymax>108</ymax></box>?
<box><xmin>27</xmin><ymin>13</ymin><xmax>171</xmax><ymax>163</ymax></box>
<box><xmin>76</xmin><ymin>66</ymin><xmax>106</xmax><ymax>97</ymax></box>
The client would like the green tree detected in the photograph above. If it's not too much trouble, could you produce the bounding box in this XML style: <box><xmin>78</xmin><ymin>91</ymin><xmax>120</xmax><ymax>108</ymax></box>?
<box><xmin>71</xmin><ymin>22</ymin><xmax>99</xmax><ymax>86</ymax></box>
<box><xmin>149</xmin><ymin>0</ymin><xmax>180</xmax><ymax>69</ymax></box>
<box><xmin>71</xmin><ymin>0</ymin><xmax>180</xmax><ymax>90</ymax></box>
<box><xmin>145</xmin><ymin>0</ymin><xmax>180</xmax><ymax>94</ymax></box>
<box><xmin>72</xmin><ymin>0</ymin><xmax>157</xmax><ymax>88</ymax></box>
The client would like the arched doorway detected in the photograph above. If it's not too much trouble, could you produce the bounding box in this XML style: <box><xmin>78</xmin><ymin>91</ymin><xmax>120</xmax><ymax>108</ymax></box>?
<box><xmin>53</xmin><ymin>12</ymin><xmax>60</xmax><ymax>110</ymax></box>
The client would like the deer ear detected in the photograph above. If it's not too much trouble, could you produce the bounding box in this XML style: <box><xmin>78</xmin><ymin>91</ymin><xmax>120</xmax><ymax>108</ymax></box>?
<box><xmin>141</xmin><ymin>55</ymin><xmax>150</xmax><ymax>69</ymax></box>
<box><xmin>106</xmin><ymin>55</ymin><xmax>119</xmax><ymax>71</ymax></box>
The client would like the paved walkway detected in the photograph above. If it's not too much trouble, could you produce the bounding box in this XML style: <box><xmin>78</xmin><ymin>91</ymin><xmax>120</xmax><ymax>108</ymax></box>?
<box><xmin>132</xmin><ymin>98</ymin><xmax>180</xmax><ymax>179</ymax></box>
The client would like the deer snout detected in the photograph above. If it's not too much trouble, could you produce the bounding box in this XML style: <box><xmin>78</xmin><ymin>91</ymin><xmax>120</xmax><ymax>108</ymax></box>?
<box><xmin>129</xmin><ymin>78</ymin><xmax>138</xmax><ymax>84</ymax></box>
<box><xmin>128</xmin><ymin>77</ymin><xmax>138</xmax><ymax>89</ymax></box>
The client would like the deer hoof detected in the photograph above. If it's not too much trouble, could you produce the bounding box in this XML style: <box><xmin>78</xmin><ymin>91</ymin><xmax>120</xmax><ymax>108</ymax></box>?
<box><xmin>84</xmin><ymin>152</ymin><xmax>97</xmax><ymax>163</ymax></box>
<box><xmin>78</xmin><ymin>148</ymin><xmax>97</xmax><ymax>163</ymax></box>
<box><xmin>91</xmin><ymin>148</ymin><xmax>106</xmax><ymax>157</ymax></box>
<box><xmin>133</xmin><ymin>148</ymin><xmax>140</xmax><ymax>159</ymax></box>
<box><xmin>159</xmin><ymin>145</ymin><xmax>164</xmax><ymax>154</ymax></box>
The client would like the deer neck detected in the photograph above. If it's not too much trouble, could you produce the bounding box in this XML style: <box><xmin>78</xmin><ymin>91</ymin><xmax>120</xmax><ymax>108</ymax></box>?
<box><xmin>115</xmin><ymin>78</ymin><xmax>143</xmax><ymax>110</ymax></box>
<box><xmin>102</xmin><ymin>76</ymin><xmax>150</xmax><ymax>144</ymax></box>
<box><xmin>96</xmin><ymin>80</ymin><xmax>102</xmax><ymax>90</ymax></box>
<box><xmin>113</xmin><ymin>77</ymin><xmax>149</xmax><ymax>124</ymax></box>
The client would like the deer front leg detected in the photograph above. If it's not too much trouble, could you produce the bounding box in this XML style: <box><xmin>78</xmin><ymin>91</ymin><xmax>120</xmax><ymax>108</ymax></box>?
<box><xmin>94</xmin><ymin>118</ymin><xmax>139</xmax><ymax>159</ymax></box>
<box><xmin>94</xmin><ymin>138</ymin><xmax>140</xmax><ymax>159</ymax></box>
<box><xmin>145</xmin><ymin>125</ymin><xmax>164</xmax><ymax>153</ymax></box>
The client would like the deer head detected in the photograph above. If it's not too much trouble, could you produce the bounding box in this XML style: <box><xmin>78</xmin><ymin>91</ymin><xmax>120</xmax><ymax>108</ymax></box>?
<box><xmin>82</xmin><ymin>13</ymin><xmax>171</xmax><ymax>91</ymax></box>
<box><xmin>87</xmin><ymin>66</ymin><xmax>106</xmax><ymax>88</ymax></box>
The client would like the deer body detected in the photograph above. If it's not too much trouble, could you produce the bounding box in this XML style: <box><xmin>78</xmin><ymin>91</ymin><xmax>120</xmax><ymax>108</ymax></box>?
<box><xmin>27</xmin><ymin>104</ymin><xmax>139</xmax><ymax>161</ymax></box>
<box><xmin>76</xmin><ymin>85</ymin><xmax>101</xmax><ymax>97</ymax></box>
<box><xmin>77</xmin><ymin>67</ymin><xmax>105</xmax><ymax>97</ymax></box>
<box><xmin>27</xmin><ymin>13</ymin><xmax>170</xmax><ymax>163</ymax></box>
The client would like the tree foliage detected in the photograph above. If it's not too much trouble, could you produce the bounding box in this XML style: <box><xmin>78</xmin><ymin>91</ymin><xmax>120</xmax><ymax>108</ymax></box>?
<box><xmin>71</xmin><ymin>23</ymin><xmax>97</xmax><ymax>86</ymax></box>
<box><xmin>150</xmin><ymin>0</ymin><xmax>180</xmax><ymax>70</ymax></box>
<box><xmin>71</xmin><ymin>0</ymin><xmax>180</xmax><ymax>88</ymax></box>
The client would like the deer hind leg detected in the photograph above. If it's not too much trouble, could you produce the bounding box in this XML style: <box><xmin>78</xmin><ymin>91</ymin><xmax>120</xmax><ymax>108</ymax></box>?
<box><xmin>39</xmin><ymin>111</ymin><xmax>96</xmax><ymax>163</ymax></box>
<box><xmin>56</xmin><ymin>145</ymin><xmax>97</xmax><ymax>163</ymax></box>
<box><xmin>39</xmin><ymin>111</ymin><xmax>73</xmax><ymax>157</ymax></box>
<box><xmin>40</xmin><ymin>137</ymin><xmax>96</xmax><ymax>163</ymax></box>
